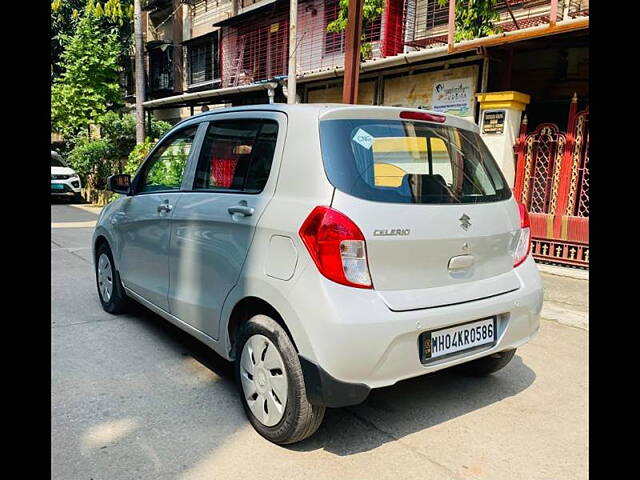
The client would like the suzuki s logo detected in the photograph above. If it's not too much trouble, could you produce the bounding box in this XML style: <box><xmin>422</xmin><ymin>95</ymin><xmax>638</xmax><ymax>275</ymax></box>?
<box><xmin>459</xmin><ymin>214</ymin><xmax>471</xmax><ymax>231</ymax></box>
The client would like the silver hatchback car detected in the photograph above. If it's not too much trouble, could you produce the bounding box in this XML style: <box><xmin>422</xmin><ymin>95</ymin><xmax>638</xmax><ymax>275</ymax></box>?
<box><xmin>93</xmin><ymin>104</ymin><xmax>543</xmax><ymax>444</ymax></box>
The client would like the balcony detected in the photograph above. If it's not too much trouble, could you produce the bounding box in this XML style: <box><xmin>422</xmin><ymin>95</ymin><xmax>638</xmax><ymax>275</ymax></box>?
<box><xmin>405</xmin><ymin>0</ymin><xmax>589</xmax><ymax>51</ymax></box>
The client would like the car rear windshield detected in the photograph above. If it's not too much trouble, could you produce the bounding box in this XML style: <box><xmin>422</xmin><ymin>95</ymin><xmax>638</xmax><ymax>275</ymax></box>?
<box><xmin>319</xmin><ymin>119</ymin><xmax>511</xmax><ymax>204</ymax></box>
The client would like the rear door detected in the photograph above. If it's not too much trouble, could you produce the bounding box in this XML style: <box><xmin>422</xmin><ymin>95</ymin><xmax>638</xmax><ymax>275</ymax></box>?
<box><xmin>168</xmin><ymin>112</ymin><xmax>285</xmax><ymax>339</ymax></box>
<box><xmin>320</xmin><ymin>114</ymin><xmax>522</xmax><ymax>311</ymax></box>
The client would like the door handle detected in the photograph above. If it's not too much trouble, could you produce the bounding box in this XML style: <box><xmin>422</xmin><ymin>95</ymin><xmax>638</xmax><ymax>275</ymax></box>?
<box><xmin>228</xmin><ymin>201</ymin><xmax>254</xmax><ymax>217</ymax></box>
<box><xmin>157</xmin><ymin>202</ymin><xmax>173</xmax><ymax>213</ymax></box>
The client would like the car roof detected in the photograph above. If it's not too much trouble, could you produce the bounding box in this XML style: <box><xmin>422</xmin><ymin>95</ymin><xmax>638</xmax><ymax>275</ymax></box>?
<box><xmin>173</xmin><ymin>103</ymin><xmax>478</xmax><ymax>133</ymax></box>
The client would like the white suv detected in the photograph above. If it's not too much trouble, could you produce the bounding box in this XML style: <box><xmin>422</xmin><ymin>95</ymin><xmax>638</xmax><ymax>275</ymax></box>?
<box><xmin>93</xmin><ymin>105</ymin><xmax>543</xmax><ymax>444</ymax></box>
<box><xmin>51</xmin><ymin>151</ymin><xmax>82</xmax><ymax>202</ymax></box>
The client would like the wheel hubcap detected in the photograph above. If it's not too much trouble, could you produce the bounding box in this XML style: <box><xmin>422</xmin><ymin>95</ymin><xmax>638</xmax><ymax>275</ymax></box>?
<box><xmin>97</xmin><ymin>253</ymin><xmax>113</xmax><ymax>303</ymax></box>
<box><xmin>239</xmin><ymin>334</ymin><xmax>288</xmax><ymax>427</ymax></box>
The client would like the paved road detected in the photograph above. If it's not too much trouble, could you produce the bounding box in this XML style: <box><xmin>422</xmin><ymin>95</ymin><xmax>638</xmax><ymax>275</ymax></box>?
<box><xmin>51</xmin><ymin>204</ymin><xmax>588</xmax><ymax>480</ymax></box>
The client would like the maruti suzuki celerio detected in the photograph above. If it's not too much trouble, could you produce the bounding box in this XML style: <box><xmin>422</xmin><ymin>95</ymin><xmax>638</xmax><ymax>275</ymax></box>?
<box><xmin>93</xmin><ymin>104</ymin><xmax>543</xmax><ymax>444</ymax></box>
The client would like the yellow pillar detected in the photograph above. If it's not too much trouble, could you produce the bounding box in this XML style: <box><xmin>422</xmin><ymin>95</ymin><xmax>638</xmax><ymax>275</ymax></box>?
<box><xmin>475</xmin><ymin>91</ymin><xmax>530</xmax><ymax>187</ymax></box>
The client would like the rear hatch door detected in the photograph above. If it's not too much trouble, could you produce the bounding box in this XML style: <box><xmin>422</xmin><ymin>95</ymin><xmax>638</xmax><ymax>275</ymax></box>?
<box><xmin>319</xmin><ymin>108</ymin><xmax>522</xmax><ymax>311</ymax></box>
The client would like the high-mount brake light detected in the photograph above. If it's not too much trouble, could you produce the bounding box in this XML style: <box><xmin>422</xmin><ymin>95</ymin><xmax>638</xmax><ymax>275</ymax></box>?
<box><xmin>299</xmin><ymin>206</ymin><xmax>373</xmax><ymax>289</ymax></box>
<box><xmin>513</xmin><ymin>202</ymin><xmax>531</xmax><ymax>268</ymax></box>
<box><xmin>399</xmin><ymin>111</ymin><xmax>446</xmax><ymax>123</ymax></box>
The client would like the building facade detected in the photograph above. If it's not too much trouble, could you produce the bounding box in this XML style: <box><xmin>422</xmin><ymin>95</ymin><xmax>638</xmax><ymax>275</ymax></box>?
<box><xmin>133</xmin><ymin>0</ymin><xmax>589</xmax><ymax>268</ymax></box>
<box><xmin>136</xmin><ymin>0</ymin><xmax>588</xmax><ymax>122</ymax></box>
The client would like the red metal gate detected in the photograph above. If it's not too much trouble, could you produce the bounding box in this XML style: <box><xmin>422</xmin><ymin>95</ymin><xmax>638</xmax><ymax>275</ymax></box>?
<box><xmin>513</xmin><ymin>94</ymin><xmax>589</xmax><ymax>268</ymax></box>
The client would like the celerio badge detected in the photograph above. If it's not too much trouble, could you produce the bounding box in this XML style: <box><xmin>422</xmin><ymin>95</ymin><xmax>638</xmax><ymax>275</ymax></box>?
<box><xmin>373</xmin><ymin>229</ymin><xmax>410</xmax><ymax>236</ymax></box>
<box><xmin>459</xmin><ymin>214</ymin><xmax>471</xmax><ymax>230</ymax></box>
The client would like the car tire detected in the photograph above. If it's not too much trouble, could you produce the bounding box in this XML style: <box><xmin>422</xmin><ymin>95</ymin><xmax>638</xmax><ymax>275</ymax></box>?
<box><xmin>235</xmin><ymin>314</ymin><xmax>325</xmax><ymax>445</ymax></box>
<box><xmin>456</xmin><ymin>349</ymin><xmax>517</xmax><ymax>377</ymax></box>
<box><xmin>95</xmin><ymin>242</ymin><xmax>131</xmax><ymax>315</ymax></box>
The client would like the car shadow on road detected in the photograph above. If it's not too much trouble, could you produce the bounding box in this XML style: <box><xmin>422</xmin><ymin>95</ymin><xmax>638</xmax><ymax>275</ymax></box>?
<box><xmin>125</xmin><ymin>302</ymin><xmax>536</xmax><ymax>457</ymax></box>
<box><xmin>290</xmin><ymin>355</ymin><xmax>536</xmax><ymax>456</ymax></box>
<box><xmin>125</xmin><ymin>301</ymin><xmax>236</xmax><ymax>381</ymax></box>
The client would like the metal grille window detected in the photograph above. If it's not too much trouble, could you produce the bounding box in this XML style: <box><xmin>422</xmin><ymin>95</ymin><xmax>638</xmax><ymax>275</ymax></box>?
<box><xmin>187</xmin><ymin>34</ymin><xmax>219</xmax><ymax>88</ymax></box>
<box><xmin>221</xmin><ymin>4</ymin><xmax>290</xmax><ymax>88</ymax></box>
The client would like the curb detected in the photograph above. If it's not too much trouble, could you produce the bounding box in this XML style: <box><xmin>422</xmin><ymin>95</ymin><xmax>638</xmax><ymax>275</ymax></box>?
<box><xmin>541</xmin><ymin>302</ymin><xmax>589</xmax><ymax>331</ymax></box>
<box><xmin>69</xmin><ymin>204</ymin><xmax>103</xmax><ymax>212</ymax></box>
<box><xmin>536</xmin><ymin>263</ymin><xmax>588</xmax><ymax>281</ymax></box>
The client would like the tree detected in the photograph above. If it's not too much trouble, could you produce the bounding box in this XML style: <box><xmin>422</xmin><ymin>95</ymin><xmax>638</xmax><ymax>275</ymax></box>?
<box><xmin>51</xmin><ymin>0</ymin><xmax>134</xmax><ymax>80</ymax></box>
<box><xmin>98</xmin><ymin>111</ymin><xmax>171</xmax><ymax>172</ymax></box>
<box><xmin>326</xmin><ymin>0</ymin><xmax>385</xmax><ymax>59</ymax></box>
<box><xmin>51</xmin><ymin>5</ymin><xmax>124</xmax><ymax>137</ymax></box>
<box><xmin>51</xmin><ymin>0</ymin><xmax>87</xmax><ymax>79</ymax></box>
<box><xmin>133</xmin><ymin>0</ymin><xmax>146</xmax><ymax>143</ymax></box>
<box><xmin>437</xmin><ymin>0</ymin><xmax>502</xmax><ymax>42</ymax></box>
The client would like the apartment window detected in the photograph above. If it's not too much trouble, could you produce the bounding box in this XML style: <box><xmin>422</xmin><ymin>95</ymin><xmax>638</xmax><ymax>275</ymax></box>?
<box><xmin>148</xmin><ymin>42</ymin><xmax>175</xmax><ymax>93</ymax></box>
<box><xmin>120</xmin><ymin>56</ymin><xmax>135</xmax><ymax>97</ymax></box>
<box><xmin>187</xmin><ymin>33</ymin><xmax>220</xmax><ymax>88</ymax></box>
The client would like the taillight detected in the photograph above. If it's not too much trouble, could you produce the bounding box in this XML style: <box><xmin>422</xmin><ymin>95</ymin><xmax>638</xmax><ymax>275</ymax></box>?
<box><xmin>299</xmin><ymin>206</ymin><xmax>373</xmax><ymax>289</ymax></box>
<box><xmin>399</xmin><ymin>111</ymin><xmax>446</xmax><ymax>123</ymax></box>
<box><xmin>513</xmin><ymin>202</ymin><xmax>531</xmax><ymax>268</ymax></box>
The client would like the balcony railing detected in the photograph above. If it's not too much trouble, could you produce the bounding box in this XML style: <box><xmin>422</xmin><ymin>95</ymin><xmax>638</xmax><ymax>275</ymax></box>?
<box><xmin>565</xmin><ymin>0</ymin><xmax>589</xmax><ymax>18</ymax></box>
<box><xmin>404</xmin><ymin>0</ymin><xmax>588</xmax><ymax>50</ymax></box>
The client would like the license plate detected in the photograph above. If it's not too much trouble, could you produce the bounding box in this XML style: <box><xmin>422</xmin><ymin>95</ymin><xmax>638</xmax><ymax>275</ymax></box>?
<box><xmin>51</xmin><ymin>184</ymin><xmax>65</xmax><ymax>190</ymax></box>
<box><xmin>419</xmin><ymin>317</ymin><xmax>496</xmax><ymax>364</ymax></box>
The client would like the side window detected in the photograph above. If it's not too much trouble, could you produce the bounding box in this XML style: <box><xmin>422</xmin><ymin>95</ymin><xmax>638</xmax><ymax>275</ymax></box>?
<box><xmin>193</xmin><ymin>119</ymin><xmax>278</xmax><ymax>193</ymax></box>
<box><xmin>138</xmin><ymin>126</ymin><xmax>197</xmax><ymax>193</ymax></box>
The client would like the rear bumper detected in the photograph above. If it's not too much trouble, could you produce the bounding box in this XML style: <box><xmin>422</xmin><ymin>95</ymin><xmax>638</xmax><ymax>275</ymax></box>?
<box><xmin>290</xmin><ymin>255</ymin><xmax>543</xmax><ymax>399</ymax></box>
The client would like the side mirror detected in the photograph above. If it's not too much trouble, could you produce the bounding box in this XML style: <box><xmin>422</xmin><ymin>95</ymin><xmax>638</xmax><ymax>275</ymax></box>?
<box><xmin>107</xmin><ymin>174</ymin><xmax>131</xmax><ymax>195</ymax></box>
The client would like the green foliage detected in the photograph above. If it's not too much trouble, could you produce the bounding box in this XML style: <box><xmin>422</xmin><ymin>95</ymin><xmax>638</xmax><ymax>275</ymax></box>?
<box><xmin>97</xmin><ymin>112</ymin><xmax>170</xmax><ymax>169</ymax></box>
<box><xmin>150</xmin><ymin>119</ymin><xmax>173</xmax><ymax>140</ymax></box>
<box><xmin>67</xmin><ymin>113</ymin><xmax>172</xmax><ymax>190</ymax></box>
<box><xmin>98</xmin><ymin>111</ymin><xmax>137</xmax><ymax>167</ymax></box>
<box><xmin>125</xmin><ymin>139</ymin><xmax>155</xmax><ymax>177</ymax></box>
<box><xmin>51</xmin><ymin>8</ymin><xmax>124</xmax><ymax>137</ymax></box>
<box><xmin>51</xmin><ymin>1</ymin><xmax>133</xmax><ymax>79</ymax></box>
<box><xmin>146</xmin><ymin>146</ymin><xmax>190</xmax><ymax>189</ymax></box>
<box><xmin>326</xmin><ymin>0</ymin><xmax>385</xmax><ymax>58</ymax></box>
<box><xmin>127</xmin><ymin>137</ymin><xmax>191</xmax><ymax>189</ymax></box>
<box><xmin>51</xmin><ymin>0</ymin><xmax>87</xmax><ymax>78</ymax></box>
<box><xmin>437</xmin><ymin>0</ymin><xmax>501</xmax><ymax>41</ymax></box>
<box><xmin>66</xmin><ymin>137</ymin><xmax>112</xmax><ymax>189</ymax></box>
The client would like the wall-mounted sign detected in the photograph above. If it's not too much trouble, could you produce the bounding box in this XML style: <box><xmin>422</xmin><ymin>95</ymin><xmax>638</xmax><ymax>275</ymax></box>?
<box><xmin>431</xmin><ymin>77</ymin><xmax>474</xmax><ymax>116</ymax></box>
<box><xmin>482</xmin><ymin>110</ymin><xmax>506</xmax><ymax>135</ymax></box>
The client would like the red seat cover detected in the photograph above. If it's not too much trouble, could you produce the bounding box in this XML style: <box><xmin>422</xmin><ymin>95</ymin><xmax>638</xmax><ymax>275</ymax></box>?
<box><xmin>212</xmin><ymin>158</ymin><xmax>238</xmax><ymax>188</ymax></box>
